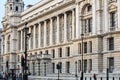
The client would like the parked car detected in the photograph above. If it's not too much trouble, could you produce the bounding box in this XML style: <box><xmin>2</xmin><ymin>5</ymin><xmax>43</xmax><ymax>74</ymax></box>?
<box><xmin>0</xmin><ymin>73</ymin><xmax>3</xmax><ymax>80</ymax></box>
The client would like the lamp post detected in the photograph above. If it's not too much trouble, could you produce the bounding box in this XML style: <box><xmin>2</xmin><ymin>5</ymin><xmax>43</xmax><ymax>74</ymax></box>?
<box><xmin>80</xmin><ymin>33</ymin><xmax>84</xmax><ymax>80</ymax></box>
<box><xmin>106</xmin><ymin>68</ymin><xmax>109</xmax><ymax>80</ymax></box>
<box><xmin>75</xmin><ymin>61</ymin><xmax>78</xmax><ymax>80</ymax></box>
<box><xmin>23</xmin><ymin>22</ymin><xmax>31</xmax><ymax>80</ymax></box>
<box><xmin>106</xmin><ymin>61</ymin><xmax>109</xmax><ymax>80</ymax></box>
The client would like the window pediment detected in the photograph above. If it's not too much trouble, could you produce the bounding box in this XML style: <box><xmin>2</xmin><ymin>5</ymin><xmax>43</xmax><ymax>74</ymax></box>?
<box><xmin>108</xmin><ymin>4</ymin><xmax>117</xmax><ymax>12</ymax></box>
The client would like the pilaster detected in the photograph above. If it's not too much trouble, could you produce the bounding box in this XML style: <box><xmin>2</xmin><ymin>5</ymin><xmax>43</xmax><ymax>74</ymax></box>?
<box><xmin>28</xmin><ymin>27</ymin><xmax>31</xmax><ymax>50</ymax></box>
<box><xmin>64</xmin><ymin>13</ymin><xmax>67</xmax><ymax>42</ymax></box>
<box><xmin>44</xmin><ymin>21</ymin><xmax>47</xmax><ymax>47</ymax></box>
<box><xmin>5</xmin><ymin>35</ymin><xmax>7</xmax><ymax>53</ymax></box>
<box><xmin>50</xmin><ymin>18</ymin><xmax>53</xmax><ymax>46</ymax></box>
<box><xmin>92</xmin><ymin>0</ymin><xmax>96</xmax><ymax>35</ymax></box>
<box><xmin>76</xmin><ymin>3</ymin><xmax>80</xmax><ymax>39</ymax></box>
<box><xmin>96</xmin><ymin>0</ymin><xmax>102</xmax><ymax>34</ymax></box>
<box><xmin>33</xmin><ymin>25</ymin><xmax>36</xmax><ymax>49</ymax></box>
<box><xmin>104</xmin><ymin>0</ymin><xmax>109</xmax><ymax>32</ymax></box>
<box><xmin>38</xmin><ymin>23</ymin><xmax>41</xmax><ymax>48</ymax></box>
<box><xmin>117</xmin><ymin>0</ymin><xmax>120</xmax><ymax>30</ymax></box>
<box><xmin>57</xmin><ymin>16</ymin><xmax>60</xmax><ymax>44</ymax></box>
<box><xmin>72</xmin><ymin>9</ymin><xmax>75</xmax><ymax>40</ymax></box>
<box><xmin>21</xmin><ymin>30</ymin><xmax>23</xmax><ymax>51</ymax></box>
<box><xmin>87</xmin><ymin>59</ymin><xmax>90</xmax><ymax>73</ymax></box>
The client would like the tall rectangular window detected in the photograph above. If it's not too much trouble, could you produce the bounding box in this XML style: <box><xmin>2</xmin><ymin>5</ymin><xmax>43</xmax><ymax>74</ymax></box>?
<box><xmin>108</xmin><ymin>57</ymin><xmax>114</xmax><ymax>73</ymax></box>
<box><xmin>108</xmin><ymin>37</ymin><xmax>114</xmax><ymax>50</ymax></box>
<box><xmin>52</xmin><ymin>63</ymin><xmax>55</xmax><ymax>73</ymax></box>
<box><xmin>59</xmin><ymin>62</ymin><xmax>62</xmax><ymax>73</ymax></box>
<box><xmin>52</xmin><ymin>49</ymin><xmax>55</xmax><ymax>58</ymax></box>
<box><xmin>45</xmin><ymin>50</ymin><xmax>48</xmax><ymax>54</ymax></box>
<box><xmin>84</xmin><ymin>60</ymin><xmax>87</xmax><ymax>73</ymax></box>
<box><xmin>78</xmin><ymin>43</ymin><xmax>81</xmax><ymax>54</ymax></box>
<box><xmin>110</xmin><ymin>12</ymin><xmax>116</xmax><ymax>31</ymax></box>
<box><xmin>89</xmin><ymin>59</ymin><xmax>92</xmax><ymax>72</ymax></box>
<box><xmin>89</xmin><ymin>41</ymin><xmax>92</xmax><ymax>53</ymax></box>
<box><xmin>78</xmin><ymin>60</ymin><xmax>81</xmax><ymax>73</ymax></box>
<box><xmin>66</xmin><ymin>62</ymin><xmax>70</xmax><ymax>73</ymax></box>
<box><xmin>84</xmin><ymin>42</ymin><xmax>87</xmax><ymax>53</ymax></box>
<box><xmin>58</xmin><ymin>48</ymin><xmax>62</xmax><ymax>57</ymax></box>
<box><xmin>88</xmin><ymin>18</ymin><xmax>92</xmax><ymax>32</ymax></box>
<box><xmin>66</xmin><ymin>47</ymin><xmax>70</xmax><ymax>57</ymax></box>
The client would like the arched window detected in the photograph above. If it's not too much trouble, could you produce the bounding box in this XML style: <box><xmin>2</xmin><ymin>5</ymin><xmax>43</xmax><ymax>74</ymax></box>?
<box><xmin>108</xmin><ymin>4</ymin><xmax>117</xmax><ymax>31</ymax></box>
<box><xmin>10</xmin><ymin>4</ymin><xmax>12</xmax><ymax>10</ymax></box>
<box><xmin>82</xmin><ymin>4</ymin><xmax>92</xmax><ymax>34</ymax></box>
<box><xmin>7</xmin><ymin>35</ymin><xmax>10</xmax><ymax>52</ymax></box>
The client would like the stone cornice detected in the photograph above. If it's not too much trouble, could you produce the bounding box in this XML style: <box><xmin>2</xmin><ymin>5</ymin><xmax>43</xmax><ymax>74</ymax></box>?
<box><xmin>21</xmin><ymin>0</ymin><xmax>54</xmax><ymax>16</ymax></box>
<box><xmin>19</xmin><ymin>0</ymin><xmax>75</xmax><ymax>27</ymax></box>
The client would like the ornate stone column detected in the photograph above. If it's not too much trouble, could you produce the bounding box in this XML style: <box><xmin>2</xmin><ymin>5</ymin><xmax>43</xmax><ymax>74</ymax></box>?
<box><xmin>44</xmin><ymin>21</ymin><xmax>47</xmax><ymax>47</ymax></box>
<box><xmin>64</xmin><ymin>13</ymin><xmax>67</xmax><ymax>42</ymax></box>
<box><xmin>96</xmin><ymin>0</ymin><xmax>102</xmax><ymax>34</ymax></box>
<box><xmin>117</xmin><ymin>0</ymin><xmax>120</xmax><ymax>30</ymax></box>
<box><xmin>38</xmin><ymin>23</ymin><xmax>41</xmax><ymax>48</ymax></box>
<box><xmin>28</xmin><ymin>27</ymin><xmax>31</xmax><ymax>50</ymax></box>
<box><xmin>72</xmin><ymin>9</ymin><xmax>75</xmax><ymax>39</ymax></box>
<box><xmin>104</xmin><ymin>0</ymin><xmax>108</xmax><ymax>32</ymax></box>
<box><xmin>21</xmin><ymin>30</ymin><xmax>23</xmax><ymax>51</ymax></box>
<box><xmin>57</xmin><ymin>16</ymin><xmax>60</xmax><ymax>44</ymax></box>
<box><xmin>92</xmin><ymin>0</ymin><xmax>97</xmax><ymax>35</ymax></box>
<box><xmin>33</xmin><ymin>25</ymin><xmax>36</xmax><ymax>49</ymax></box>
<box><xmin>76</xmin><ymin>3</ymin><xmax>80</xmax><ymax>39</ymax></box>
<box><xmin>50</xmin><ymin>18</ymin><xmax>53</xmax><ymax>45</ymax></box>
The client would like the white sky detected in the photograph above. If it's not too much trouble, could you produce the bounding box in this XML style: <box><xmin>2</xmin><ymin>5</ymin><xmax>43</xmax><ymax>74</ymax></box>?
<box><xmin>0</xmin><ymin>0</ymin><xmax>41</xmax><ymax>28</ymax></box>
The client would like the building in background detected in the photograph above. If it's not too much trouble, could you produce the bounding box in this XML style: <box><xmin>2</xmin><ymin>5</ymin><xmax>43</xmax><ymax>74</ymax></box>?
<box><xmin>1</xmin><ymin>0</ymin><xmax>120</xmax><ymax>80</ymax></box>
<box><xmin>0</xmin><ymin>28</ymin><xmax>2</xmax><ymax>72</ymax></box>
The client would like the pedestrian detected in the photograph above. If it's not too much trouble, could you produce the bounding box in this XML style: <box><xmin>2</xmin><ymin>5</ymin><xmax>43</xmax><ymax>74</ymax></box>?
<box><xmin>93</xmin><ymin>74</ymin><xmax>97</xmax><ymax>80</ymax></box>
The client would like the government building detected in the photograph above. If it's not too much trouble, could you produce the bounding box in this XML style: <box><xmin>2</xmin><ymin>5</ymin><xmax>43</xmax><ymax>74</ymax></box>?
<box><xmin>1</xmin><ymin>0</ymin><xmax>120</xmax><ymax>80</ymax></box>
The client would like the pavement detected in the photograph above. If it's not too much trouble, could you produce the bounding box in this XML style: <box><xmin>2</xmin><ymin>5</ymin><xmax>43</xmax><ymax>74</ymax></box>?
<box><xmin>7</xmin><ymin>77</ymin><xmax>22</xmax><ymax>80</ymax></box>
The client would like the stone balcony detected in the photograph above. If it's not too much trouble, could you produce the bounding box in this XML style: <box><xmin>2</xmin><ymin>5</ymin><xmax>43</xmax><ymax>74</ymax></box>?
<box><xmin>29</xmin><ymin>54</ymin><xmax>51</xmax><ymax>61</ymax></box>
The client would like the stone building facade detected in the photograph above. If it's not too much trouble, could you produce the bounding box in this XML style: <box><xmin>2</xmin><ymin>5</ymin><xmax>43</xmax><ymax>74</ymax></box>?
<box><xmin>1</xmin><ymin>0</ymin><xmax>120</xmax><ymax>80</ymax></box>
<box><xmin>0</xmin><ymin>29</ymin><xmax>2</xmax><ymax>72</ymax></box>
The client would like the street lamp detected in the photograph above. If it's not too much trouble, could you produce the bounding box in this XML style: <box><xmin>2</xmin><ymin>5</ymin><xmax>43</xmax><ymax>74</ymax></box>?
<box><xmin>75</xmin><ymin>61</ymin><xmax>78</xmax><ymax>80</ymax></box>
<box><xmin>106</xmin><ymin>60</ymin><xmax>109</xmax><ymax>80</ymax></box>
<box><xmin>81</xmin><ymin>33</ymin><xmax>84</xmax><ymax>80</ymax></box>
<box><xmin>23</xmin><ymin>22</ymin><xmax>31</xmax><ymax>80</ymax></box>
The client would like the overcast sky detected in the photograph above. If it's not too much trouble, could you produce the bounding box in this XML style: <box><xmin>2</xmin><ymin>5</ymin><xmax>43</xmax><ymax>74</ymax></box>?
<box><xmin>0</xmin><ymin>0</ymin><xmax>40</xmax><ymax>28</ymax></box>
